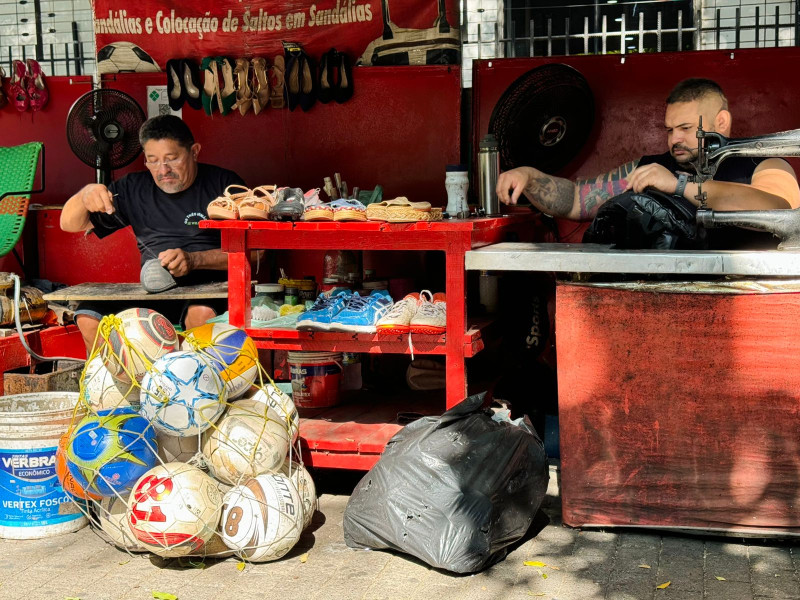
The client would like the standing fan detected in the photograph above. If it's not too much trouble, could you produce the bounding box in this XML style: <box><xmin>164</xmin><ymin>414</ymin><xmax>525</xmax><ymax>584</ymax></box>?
<box><xmin>66</xmin><ymin>89</ymin><xmax>146</xmax><ymax>185</ymax></box>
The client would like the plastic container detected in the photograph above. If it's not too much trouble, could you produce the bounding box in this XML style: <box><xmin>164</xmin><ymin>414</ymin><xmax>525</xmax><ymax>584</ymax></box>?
<box><xmin>254</xmin><ymin>283</ymin><xmax>284</xmax><ymax>305</ymax></box>
<box><xmin>0</xmin><ymin>392</ymin><xmax>88</xmax><ymax>539</ymax></box>
<box><xmin>287</xmin><ymin>352</ymin><xmax>343</xmax><ymax>408</ymax></box>
<box><xmin>284</xmin><ymin>287</ymin><xmax>299</xmax><ymax>306</ymax></box>
<box><xmin>445</xmin><ymin>164</ymin><xmax>469</xmax><ymax>216</ymax></box>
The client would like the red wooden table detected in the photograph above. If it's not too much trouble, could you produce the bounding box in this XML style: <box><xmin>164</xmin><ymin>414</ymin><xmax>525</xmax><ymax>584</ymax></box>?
<box><xmin>201</xmin><ymin>215</ymin><xmax>532</xmax><ymax>468</ymax></box>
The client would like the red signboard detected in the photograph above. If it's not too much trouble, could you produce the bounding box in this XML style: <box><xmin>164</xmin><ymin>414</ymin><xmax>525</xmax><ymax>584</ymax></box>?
<box><xmin>92</xmin><ymin>0</ymin><xmax>460</xmax><ymax>68</ymax></box>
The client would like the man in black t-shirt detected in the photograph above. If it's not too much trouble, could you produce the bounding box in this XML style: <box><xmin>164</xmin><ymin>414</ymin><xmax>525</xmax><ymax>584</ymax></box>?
<box><xmin>496</xmin><ymin>78</ymin><xmax>800</xmax><ymax>242</ymax></box>
<box><xmin>61</xmin><ymin>115</ymin><xmax>245</xmax><ymax>353</ymax></box>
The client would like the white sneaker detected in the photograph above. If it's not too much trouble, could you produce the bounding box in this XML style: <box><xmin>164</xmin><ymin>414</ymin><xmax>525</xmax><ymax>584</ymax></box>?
<box><xmin>409</xmin><ymin>292</ymin><xmax>446</xmax><ymax>335</ymax></box>
<box><xmin>376</xmin><ymin>292</ymin><xmax>427</xmax><ymax>335</ymax></box>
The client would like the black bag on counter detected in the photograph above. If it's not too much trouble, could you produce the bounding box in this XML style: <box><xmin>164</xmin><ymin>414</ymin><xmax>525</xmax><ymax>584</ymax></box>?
<box><xmin>583</xmin><ymin>188</ymin><xmax>707</xmax><ymax>249</ymax></box>
<box><xmin>343</xmin><ymin>393</ymin><xmax>549</xmax><ymax>573</ymax></box>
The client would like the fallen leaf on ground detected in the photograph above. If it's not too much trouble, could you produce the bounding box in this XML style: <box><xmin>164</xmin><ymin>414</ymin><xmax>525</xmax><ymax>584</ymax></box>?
<box><xmin>524</xmin><ymin>561</ymin><xmax>547</xmax><ymax>567</ymax></box>
<box><xmin>549</xmin><ymin>565</ymin><xmax>561</xmax><ymax>570</ymax></box>
<box><xmin>118</xmin><ymin>560</ymin><xmax>129</xmax><ymax>566</ymax></box>
<box><xmin>715</xmin><ymin>576</ymin><xmax>726</xmax><ymax>581</ymax></box>
<box><xmin>639</xmin><ymin>564</ymin><xmax>651</xmax><ymax>569</ymax></box>
<box><xmin>656</xmin><ymin>581</ymin><xmax>671</xmax><ymax>590</ymax></box>
<box><xmin>65</xmin><ymin>597</ymin><xmax>81</xmax><ymax>600</ymax></box>
<box><xmin>299</xmin><ymin>553</ymin><xmax>308</xmax><ymax>563</ymax></box>
<box><xmin>237</xmin><ymin>561</ymin><xmax>246</xmax><ymax>572</ymax></box>
<box><xmin>541</xmin><ymin>573</ymin><xmax>548</xmax><ymax>579</ymax></box>
<box><xmin>152</xmin><ymin>593</ymin><xmax>178</xmax><ymax>600</ymax></box>
<box><xmin>528</xmin><ymin>593</ymin><xmax>546</xmax><ymax>597</ymax></box>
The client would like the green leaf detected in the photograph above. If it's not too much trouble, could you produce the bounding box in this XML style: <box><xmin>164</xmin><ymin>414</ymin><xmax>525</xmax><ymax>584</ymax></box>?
<box><xmin>715</xmin><ymin>576</ymin><xmax>726</xmax><ymax>581</ymax></box>
<box><xmin>152</xmin><ymin>592</ymin><xmax>178</xmax><ymax>600</ymax></box>
<box><xmin>524</xmin><ymin>561</ymin><xmax>547</xmax><ymax>567</ymax></box>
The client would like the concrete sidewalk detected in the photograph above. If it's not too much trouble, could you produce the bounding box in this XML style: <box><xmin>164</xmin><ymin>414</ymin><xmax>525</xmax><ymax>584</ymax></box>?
<box><xmin>1</xmin><ymin>468</ymin><xmax>799</xmax><ymax>600</ymax></box>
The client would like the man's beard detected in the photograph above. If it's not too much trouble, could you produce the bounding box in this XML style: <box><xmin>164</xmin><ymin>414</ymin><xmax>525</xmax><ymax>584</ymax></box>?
<box><xmin>670</xmin><ymin>145</ymin><xmax>698</xmax><ymax>164</ymax></box>
<box><xmin>156</xmin><ymin>174</ymin><xmax>185</xmax><ymax>193</ymax></box>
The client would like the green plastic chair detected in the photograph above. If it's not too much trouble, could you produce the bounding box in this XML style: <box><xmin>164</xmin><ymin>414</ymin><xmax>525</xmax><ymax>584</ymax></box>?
<box><xmin>0</xmin><ymin>142</ymin><xmax>45</xmax><ymax>270</ymax></box>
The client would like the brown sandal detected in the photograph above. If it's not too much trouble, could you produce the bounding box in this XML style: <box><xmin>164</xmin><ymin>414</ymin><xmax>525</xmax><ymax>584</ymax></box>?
<box><xmin>251</xmin><ymin>57</ymin><xmax>270</xmax><ymax>115</ymax></box>
<box><xmin>238</xmin><ymin>185</ymin><xmax>277</xmax><ymax>220</ymax></box>
<box><xmin>269</xmin><ymin>55</ymin><xmax>285</xmax><ymax>109</ymax></box>
<box><xmin>207</xmin><ymin>184</ymin><xmax>252</xmax><ymax>220</ymax></box>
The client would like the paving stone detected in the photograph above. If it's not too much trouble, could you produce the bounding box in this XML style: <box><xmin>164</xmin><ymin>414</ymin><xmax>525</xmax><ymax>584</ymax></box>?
<box><xmin>706</xmin><ymin>579</ymin><xmax>755</xmax><ymax>600</ymax></box>
<box><xmin>750</xmin><ymin>568</ymin><xmax>800</xmax><ymax>599</ymax></box>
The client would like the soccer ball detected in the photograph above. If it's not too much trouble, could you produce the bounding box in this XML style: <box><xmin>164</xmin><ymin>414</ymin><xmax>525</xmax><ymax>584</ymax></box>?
<box><xmin>127</xmin><ymin>462</ymin><xmax>223</xmax><ymax>558</ymax></box>
<box><xmin>97</xmin><ymin>41</ymin><xmax>161</xmax><ymax>74</ymax></box>
<box><xmin>182</xmin><ymin>324</ymin><xmax>258</xmax><ymax>399</ymax></box>
<box><xmin>188</xmin><ymin>532</ymin><xmax>236</xmax><ymax>558</ymax></box>
<box><xmin>156</xmin><ymin>430</ymin><xmax>208</xmax><ymax>464</ymax></box>
<box><xmin>96</xmin><ymin>495</ymin><xmax>147</xmax><ymax>552</ymax></box>
<box><xmin>203</xmin><ymin>399</ymin><xmax>290</xmax><ymax>485</ymax></box>
<box><xmin>279</xmin><ymin>460</ymin><xmax>316</xmax><ymax>530</ymax></box>
<box><xmin>249</xmin><ymin>384</ymin><xmax>299</xmax><ymax>444</ymax></box>
<box><xmin>220</xmin><ymin>473</ymin><xmax>303</xmax><ymax>562</ymax></box>
<box><xmin>81</xmin><ymin>355</ymin><xmax>136</xmax><ymax>411</ymax></box>
<box><xmin>139</xmin><ymin>351</ymin><xmax>227</xmax><ymax>436</ymax></box>
<box><xmin>56</xmin><ymin>429</ymin><xmax>102</xmax><ymax>501</ymax></box>
<box><xmin>66</xmin><ymin>407</ymin><xmax>158</xmax><ymax>497</ymax></box>
<box><xmin>103</xmin><ymin>308</ymin><xmax>179</xmax><ymax>383</ymax></box>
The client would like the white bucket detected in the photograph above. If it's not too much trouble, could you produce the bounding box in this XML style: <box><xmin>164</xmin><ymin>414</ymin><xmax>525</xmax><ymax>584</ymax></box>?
<box><xmin>0</xmin><ymin>392</ymin><xmax>88</xmax><ymax>539</ymax></box>
<box><xmin>287</xmin><ymin>352</ymin><xmax>343</xmax><ymax>408</ymax></box>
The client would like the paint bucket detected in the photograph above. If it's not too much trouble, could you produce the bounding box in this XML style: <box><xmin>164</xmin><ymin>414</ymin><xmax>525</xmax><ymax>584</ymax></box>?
<box><xmin>287</xmin><ymin>352</ymin><xmax>343</xmax><ymax>408</ymax></box>
<box><xmin>0</xmin><ymin>392</ymin><xmax>88</xmax><ymax>539</ymax></box>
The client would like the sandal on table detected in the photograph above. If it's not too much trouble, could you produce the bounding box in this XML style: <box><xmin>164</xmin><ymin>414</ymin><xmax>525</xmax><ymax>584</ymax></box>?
<box><xmin>332</xmin><ymin>199</ymin><xmax>367</xmax><ymax>222</ymax></box>
<box><xmin>303</xmin><ymin>201</ymin><xmax>334</xmax><ymax>221</ymax></box>
<box><xmin>239</xmin><ymin>185</ymin><xmax>276</xmax><ymax>220</ymax></box>
<box><xmin>207</xmin><ymin>184</ymin><xmax>252</xmax><ymax>220</ymax></box>
<box><xmin>384</xmin><ymin>197</ymin><xmax>432</xmax><ymax>223</ymax></box>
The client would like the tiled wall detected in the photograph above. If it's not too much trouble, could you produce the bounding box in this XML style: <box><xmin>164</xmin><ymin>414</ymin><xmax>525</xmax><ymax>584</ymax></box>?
<box><xmin>462</xmin><ymin>0</ymin><xmax>504</xmax><ymax>88</ymax></box>
<box><xmin>700</xmin><ymin>0</ymin><xmax>795</xmax><ymax>48</ymax></box>
<box><xmin>0</xmin><ymin>0</ymin><xmax>95</xmax><ymax>75</ymax></box>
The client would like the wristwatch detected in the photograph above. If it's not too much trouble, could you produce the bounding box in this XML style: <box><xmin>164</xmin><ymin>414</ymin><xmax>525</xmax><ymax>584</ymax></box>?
<box><xmin>674</xmin><ymin>172</ymin><xmax>691</xmax><ymax>197</ymax></box>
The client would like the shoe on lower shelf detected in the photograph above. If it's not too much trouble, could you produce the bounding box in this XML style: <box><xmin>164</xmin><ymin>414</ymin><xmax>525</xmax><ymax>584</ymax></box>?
<box><xmin>328</xmin><ymin>290</ymin><xmax>393</xmax><ymax>334</ymax></box>
<box><xmin>376</xmin><ymin>291</ymin><xmax>428</xmax><ymax>335</ymax></box>
<box><xmin>297</xmin><ymin>289</ymin><xmax>352</xmax><ymax>331</ymax></box>
<box><xmin>409</xmin><ymin>292</ymin><xmax>446</xmax><ymax>335</ymax></box>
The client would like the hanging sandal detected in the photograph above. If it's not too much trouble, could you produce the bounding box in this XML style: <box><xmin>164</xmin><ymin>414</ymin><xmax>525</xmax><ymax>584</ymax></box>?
<box><xmin>182</xmin><ymin>59</ymin><xmax>202</xmax><ymax>110</ymax></box>
<box><xmin>201</xmin><ymin>56</ymin><xmax>219</xmax><ymax>115</ymax></box>
<box><xmin>232</xmin><ymin>58</ymin><xmax>252</xmax><ymax>116</ymax></box>
<box><xmin>269</xmin><ymin>55</ymin><xmax>285</xmax><ymax>109</ymax></box>
<box><xmin>26</xmin><ymin>59</ymin><xmax>48</xmax><ymax>111</ymax></box>
<box><xmin>216</xmin><ymin>57</ymin><xmax>237</xmax><ymax>115</ymax></box>
<box><xmin>250</xmin><ymin>57</ymin><xmax>270</xmax><ymax>115</ymax></box>
<box><xmin>238</xmin><ymin>185</ymin><xmax>276</xmax><ymax>220</ymax></box>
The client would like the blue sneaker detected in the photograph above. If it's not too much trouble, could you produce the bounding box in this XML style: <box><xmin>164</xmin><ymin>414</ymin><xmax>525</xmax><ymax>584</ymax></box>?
<box><xmin>296</xmin><ymin>290</ymin><xmax>352</xmax><ymax>331</ymax></box>
<box><xmin>328</xmin><ymin>290</ymin><xmax>394</xmax><ymax>333</ymax></box>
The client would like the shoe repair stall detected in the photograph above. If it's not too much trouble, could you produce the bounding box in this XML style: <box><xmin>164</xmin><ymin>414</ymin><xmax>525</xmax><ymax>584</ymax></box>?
<box><xmin>467</xmin><ymin>243</ymin><xmax>800</xmax><ymax>536</ymax></box>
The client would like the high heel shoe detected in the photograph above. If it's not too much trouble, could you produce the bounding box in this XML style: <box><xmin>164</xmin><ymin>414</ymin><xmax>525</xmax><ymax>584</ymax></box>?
<box><xmin>25</xmin><ymin>59</ymin><xmax>48</xmax><ymax>112</ymax></box>
<box><xmin>318</xmin><ymin>49</ymin><xmax>336</xmax><ymax>104</ymax></box>
<box><xmin>232</xmin><ymin>58</ymin><xmax>252</xmax><ymax>116</ymax></box>
<box><xmin>334</xmin><ymin>52</ymin><xmax>353</xmax><ymax>104</ymax></box>
<box><xmin>250</xmin><ymin>57</ymin><xmax>270</xmax><ymax>115</ymax></box>
<box><xmin>10</xmin><ymin>60</ymin><xmax>28</xmax><ymax>112</ymax></box>
<box><xmin>299</xmin><ymin>52</ymin><xmax>317</xmax><ymax>112</ymax></box>
<box><xmin>0</xmin><ymin>67</ymin><xmax>7</xmax><ymax>110</ymax></box>
<box><xmin>216</xmin><ymin>57</ymin><xmax>237</xmax><ymax>116</ymax></box>
<box><xmin>285</xmin><ymin>50</ymin><xmax>301</xmax><ymax>112</ymax></box>
<box><xmin>166</xmin><ymin>58</ymin><xmax>184</xmax><ymax>110</ymax></box>
<box><xmin>269</xmin><ymin>55</ymin><xmax>285</xmax><ymax>109</ymax></box>
<box><xmin>201</xmin><ymin>56</ymin><xmax>219</xmax><ymax>115</ymax></box>
<box><xmin>182</xmin><ymin>59</ymin><xmax>202</xmax><ymax>110</ymax></box>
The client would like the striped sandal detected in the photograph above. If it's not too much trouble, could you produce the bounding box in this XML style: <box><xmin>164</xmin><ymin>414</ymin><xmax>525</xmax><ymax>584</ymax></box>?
<box><xmin>238</xmin><ymin>185</ymin><xmax>277</xmax><ymax>220</ymax></box>
<box><xmin>207</xmin><ymin>184</ymin><xmax>252</xmax><ymax>220</ymax></box>
<box><xmin>304</xmin><ymin>201</ymin><xmax>335</xmax><ymax>221</ymax></box>
<box><xmin>332</xmin><ymin>198</ymin><xmax>367</xmax><ymax>222</ymax></box>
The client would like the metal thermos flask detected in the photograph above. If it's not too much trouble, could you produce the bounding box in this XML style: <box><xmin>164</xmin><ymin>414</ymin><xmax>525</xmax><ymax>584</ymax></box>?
<box><xmin>478</xmin><ymin>134</ymin><xmax>501</xmax><ymax>216</ymax></box>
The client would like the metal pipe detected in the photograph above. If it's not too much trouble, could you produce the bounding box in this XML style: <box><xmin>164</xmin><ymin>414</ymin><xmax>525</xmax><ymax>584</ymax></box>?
<box><xmin>697</xmin><ymin>207</ymin><xmax>800</xmax><ymax>250</ymax></box>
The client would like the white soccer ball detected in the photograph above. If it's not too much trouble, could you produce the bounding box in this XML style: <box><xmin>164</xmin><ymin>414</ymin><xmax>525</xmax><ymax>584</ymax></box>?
<box><xmin>249</xmin><ymin>385</ymin><xmax>299</xmax><ymax>444</ymax></box>
<box><xmin>97</xmin><ymin>41</ymin><xmax>161</xmax><ymax>74</ymax></box>
<box><xmin>103</xmin><ymin>308</ymin><xmax>179</xmax><ymax>383</ymax></box>
<box><xmin>220</xmin><ymin>473</ymin><xmax>303</xmax><ymax>562</ymax></box>
<box><xmin>96</xmin><ymin>495</ymin><xmax>146</xmax><ymax>552</ymax></box>
<box><xmin>182</xmin><ymin>324</ymin><xmax>259</xmax><ymax>399</ymax></box>
<box><xmin>81</xmin><ymin>355</ymin><xmax>136</xmax><ymax>411</ymax></box>
<box><xmin>203</xmin><ymin>399</ymin><xmax>290</xmax><ymax>485</ymax></box>
<box><xmin>156</xmin><ymin>430</ymin><xmax>208</xmax><ymax>464</ymax></box>
<box><xmin>140</xmin><ymin>351</ymin><xmax>227</xmax><ymax>436</ymax></box>
<box><xmin>127</xmin><ymin>462</ymin><xmax>222</xmax><ymax>558</ymax></box>
<box><xmin>279</xmin><ymin>460</ymin><xmax>316</xmax><ymax>530</ymax></box>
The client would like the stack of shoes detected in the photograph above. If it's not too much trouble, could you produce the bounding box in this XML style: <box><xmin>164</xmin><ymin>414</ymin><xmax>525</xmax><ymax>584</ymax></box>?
<box><xmin>329</xmin><ymin>290</ymin><xmax>393</xmax><ymax>333</ymax></box>
<box><xmin>9</xmin><ymin>59</ymin><xmax>48</xmax><ymax>112</ymax></box>
<box><xmin>297</xmin><ymin>289</ymin><xmax>352</xmax><ymax>331</ymax></box>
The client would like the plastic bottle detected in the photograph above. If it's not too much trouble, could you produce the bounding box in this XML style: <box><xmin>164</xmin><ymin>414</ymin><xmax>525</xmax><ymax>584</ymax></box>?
<box><xmin>445</xmin><ymin>164</ymin><xmax>469</xmax><ymax>216</ymax></box>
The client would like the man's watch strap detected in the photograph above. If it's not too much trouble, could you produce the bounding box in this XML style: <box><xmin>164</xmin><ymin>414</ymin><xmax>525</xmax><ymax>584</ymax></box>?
<box><xmin>675</xmin><ymin>172</ymin><xmax>690</xmax><ymax>197</ymax></box>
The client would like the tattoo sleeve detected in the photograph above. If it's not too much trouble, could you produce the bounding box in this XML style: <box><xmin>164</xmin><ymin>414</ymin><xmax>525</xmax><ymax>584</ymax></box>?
<box><xmin>523</xmin><ymin>174</ymin><xmax>577</xmax><ymax>218</ymax></box>
<box><xmin>576</xmin><ymin>160</ymin><xmax>639</xmax><ymax>220</ymax></box>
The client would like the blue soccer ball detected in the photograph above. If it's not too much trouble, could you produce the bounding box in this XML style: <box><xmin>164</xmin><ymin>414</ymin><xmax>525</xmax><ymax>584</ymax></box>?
<box><xmin>66</xmin><ymin>407</ymin><xmax>158</xmax><ymax>497</ymax></box>
<box><xmin>139</xmin><ymin>351</ymin><xmax>227</xmax><ymax>437</ymax></box>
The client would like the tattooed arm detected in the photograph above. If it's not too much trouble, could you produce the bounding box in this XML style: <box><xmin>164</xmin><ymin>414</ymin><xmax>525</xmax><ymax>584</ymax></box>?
<box><xmin>496</xmin><ymin>160</ymin><xmax>639</xmax><ymax>221</ymax></box>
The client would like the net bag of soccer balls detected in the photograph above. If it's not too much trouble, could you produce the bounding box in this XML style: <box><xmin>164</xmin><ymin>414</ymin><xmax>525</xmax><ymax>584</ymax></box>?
<box><xmin>58</xmin><ymin>309</ymin><xmax>316</xmax><ymax>562</ymax></box>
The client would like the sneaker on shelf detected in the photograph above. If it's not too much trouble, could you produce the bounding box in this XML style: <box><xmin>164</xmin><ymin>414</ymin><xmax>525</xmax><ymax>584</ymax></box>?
<box><xmin>409</xmin><ymin>292</ymin><xmax>446</xmax><ymax>335</ymax></box>
<box><xmin>329</xmin><ymin>290</ymin><xmax>393</xmax><ymax>333</ymax></box>
<box><xmin>376</xmin><ymin>291</ymin><xmax>429</xmax><ymax>335</ymax></box>
<box><xmin>296</xmin><ymin>289</ymin><xmax>352</xmax><ymax>331</ymax></box>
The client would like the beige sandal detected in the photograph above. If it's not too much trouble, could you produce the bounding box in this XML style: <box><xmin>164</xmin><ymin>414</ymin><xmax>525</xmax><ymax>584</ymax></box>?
<box><xmin>207</xmin><ymin>184</ymin><xmax>252</xmax><ymax>220</ymax></box>
<box><xmin>238</xmin><ymin>185</ymin><xmax>277</xmax><ymax>220</ymax></box>
<box><xmin>385</xmin><ymin>197</ymin><xmax>432</xmax><ymax>223</ymax></box>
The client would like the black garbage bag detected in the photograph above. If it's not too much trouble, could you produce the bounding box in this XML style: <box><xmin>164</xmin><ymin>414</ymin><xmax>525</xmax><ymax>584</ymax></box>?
<box><xmin>343</xmin><ymin>393</ymin><xmax>549</xmax><ymax>573</ymax></box>
<box><xmin>583</xmin><ymin>188</ymin><xmax>707</xmax><ymax>249</ymax></box>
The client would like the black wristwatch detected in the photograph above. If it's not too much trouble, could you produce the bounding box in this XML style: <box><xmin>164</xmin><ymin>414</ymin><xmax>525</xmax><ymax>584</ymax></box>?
<box><xmin>674</xmin><ymin>172</ymin><xmax>691</xmax><ymax>197</ymax></box>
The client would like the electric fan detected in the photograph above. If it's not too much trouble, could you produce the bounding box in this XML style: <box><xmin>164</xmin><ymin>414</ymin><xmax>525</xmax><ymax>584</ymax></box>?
<box><xmin>489</xmin><ymin>64</ymin><xmax>595</xmax><ymax>175</ymax></box>
<box><xmin>66</xmin><ymin>89</ymin><xmax>146</xmax><ymax>185</ymax></box>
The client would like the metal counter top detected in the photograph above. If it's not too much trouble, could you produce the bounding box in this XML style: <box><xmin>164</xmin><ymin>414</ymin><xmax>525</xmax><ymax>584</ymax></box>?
<box><xmin>465</xmin><ymin>243</ymin><xmax>800</xmax><ymax>275</ymax></box>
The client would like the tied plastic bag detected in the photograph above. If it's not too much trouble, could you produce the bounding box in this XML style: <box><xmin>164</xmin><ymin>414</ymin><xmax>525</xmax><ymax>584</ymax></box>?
<box><xmin>343</xmin><ymin>393</ymin><xmax>549</xmax><ymax>573</ymax></box>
